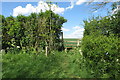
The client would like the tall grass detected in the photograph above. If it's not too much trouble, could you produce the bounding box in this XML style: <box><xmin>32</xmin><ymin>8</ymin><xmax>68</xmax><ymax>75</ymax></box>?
<box><xmin>2</xmin><ymin>49</ymin><xmax>94</xmax><ymax>78</ymax></box>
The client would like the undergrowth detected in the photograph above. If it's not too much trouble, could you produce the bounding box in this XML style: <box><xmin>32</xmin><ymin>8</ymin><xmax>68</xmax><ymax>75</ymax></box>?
<box><xmin>2</xmin><ymin>49</ymin><xmax>94</xmax><ymax>78</ymax></box>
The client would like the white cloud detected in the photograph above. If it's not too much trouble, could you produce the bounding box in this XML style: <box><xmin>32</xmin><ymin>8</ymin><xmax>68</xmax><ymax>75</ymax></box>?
<box><xmin>66</xmin><ymin>0</ymin><xmax>74</xmax><ymax>10</ymax></box>
<box><xmin>13</xmin><ymin>4</ymin><xmax>36</xmax><ymax>16</ymax></box>
<box><xmin>63</xmin><ymin>26</ymin><xmax>84</xmax><ymax>39</ymax></box>
<box><xmin>76</xmin><ymin>0</ymin><xmax>86</xmax><ymax>5</ymax></box>
<box><xmin>93</xmin><ymin>10</ymin><xmax>98</xmax><ymax>13</ymax></box>
<box><xmin>62</xmin><ymin>28</ymin><xmax>70</xmax><ymax>32</ymax></box>
<box><xmin>13</xmin><ymin>1</ymin><xmax>65</xmax><ymax>16</ymax></box>
<box><xmin>73</xmin><ymin>26</ymin><xmax>81</xmax><ymax>29</ymax></box>
<box><xmin>13</xmin><ymin>0</ymin><xmax>89</xmax><ymax>16</ymax></box>
<box><xmin>51</xmin><ymin>4</ymin><xmax>65</xmax><ymax>14</ymax></box>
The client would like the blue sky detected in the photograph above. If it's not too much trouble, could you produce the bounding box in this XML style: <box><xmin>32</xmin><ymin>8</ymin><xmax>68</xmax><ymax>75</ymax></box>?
<box><xmin>1</xmin><ymin>1</ymin><xmax>113</xmax><ymax>38</ymax></box>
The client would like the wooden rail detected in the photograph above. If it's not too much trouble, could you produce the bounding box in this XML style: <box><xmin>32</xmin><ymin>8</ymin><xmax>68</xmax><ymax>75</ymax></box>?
<box><xmin>64</xmin><ymin>41</ymin><xmax>78</xmax><ymax>43</ymax></box>
<box><xmin>65</xmin><ymin>44</ymin><xmax>77</xmax><ymax>46</ymax></box>
<box><xmin>63</xmin><ymin>38</ymin><xmax>81</xmax><ymax>52</ymax></box>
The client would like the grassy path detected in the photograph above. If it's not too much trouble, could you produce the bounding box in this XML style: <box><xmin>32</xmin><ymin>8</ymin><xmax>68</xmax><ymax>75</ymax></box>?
<box><xmin>2</xmin><ymin>49</ymin><xmax>93</xmax><ymax>78</ymax></box>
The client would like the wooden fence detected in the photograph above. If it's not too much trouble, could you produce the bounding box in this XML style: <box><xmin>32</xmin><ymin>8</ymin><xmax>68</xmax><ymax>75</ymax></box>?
<box><xmin>63</xmin><ymin>38</ymin><xmax>81</xmax><ymax>51</ymax></box>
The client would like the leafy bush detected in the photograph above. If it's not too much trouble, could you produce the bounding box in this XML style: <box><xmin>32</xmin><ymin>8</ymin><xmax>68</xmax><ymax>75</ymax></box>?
<box><xmin>81</xmin><ymin>12</ymin><xmax>120</xmax><ymax>78</ymax></box>
<box><xmin>81</xmin><ymin>35</ymin><xmax>120</xmax><ymax>78</ymax></box>
<box><xmin>1</xmin><ymin>10</ymin><xmax>67</xmax><ymax>53</ymax></box>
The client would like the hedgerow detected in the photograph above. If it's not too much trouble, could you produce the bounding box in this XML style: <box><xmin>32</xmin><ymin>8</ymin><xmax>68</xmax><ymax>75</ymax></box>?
<box><xmin>81</xmin><ymin>11</ymin><xmax>120</xmax><ymax>78</ymax></box>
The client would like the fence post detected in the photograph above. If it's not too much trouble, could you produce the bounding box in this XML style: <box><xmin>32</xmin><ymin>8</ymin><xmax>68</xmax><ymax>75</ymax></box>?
<box><xmin>45</xmin><ymin>46</ymin><xmax>48</xmax><ymax>56</ymax></box>
<box><xmin>65</xmin><ymin>48</ymin><xmax>67</xmax><ymax>53</ymax></box>
<box><xmin>61</xmin><ymin>32</ymin><xmax>64</xmax><ymax>50</ymax></box>
<box><xmin>77</xmin><ymin>40</ymin><xmax>80</xmax><ymax>47</ymax></box>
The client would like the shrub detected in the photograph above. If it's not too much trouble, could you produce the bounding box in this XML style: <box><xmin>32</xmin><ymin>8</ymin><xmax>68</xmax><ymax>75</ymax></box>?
<box><xmin>81</xmin><ymin>35</ymin><xmax>120</xmax><ymax>78</ymax></box>
<box><xmin>81</xmin><ymin>12</ymin><xmax>120</xmax><ymax>78</ymax></box>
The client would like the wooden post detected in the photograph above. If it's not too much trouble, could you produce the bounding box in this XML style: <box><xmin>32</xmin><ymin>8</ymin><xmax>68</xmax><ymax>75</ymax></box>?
<box><xmin>45</xmin><ymin>46</ymin><xmax>48</xmax><ymax>56</ymax></box>
<box><xmin>65</xmin><ymin>48</ymin><xmax>67</xmax><ymax>53</ymax></box>
<box><xmin>77</xmin><ymin>40</ymin><xmax>80</xmax><ymax>47</ymax></box>
<box><xmin>61</xmin><ymin>31</ymin><xmax>64</xmax><ymax>50</ymax></box>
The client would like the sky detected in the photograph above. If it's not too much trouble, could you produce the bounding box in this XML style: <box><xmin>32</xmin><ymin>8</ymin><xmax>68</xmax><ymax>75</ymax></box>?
<box><xmin>1</xmin><ymin>0</ymin><xmax>113</xmax><ymax>39</ymax></box>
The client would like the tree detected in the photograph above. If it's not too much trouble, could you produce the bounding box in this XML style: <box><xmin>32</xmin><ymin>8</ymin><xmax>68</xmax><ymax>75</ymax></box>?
<box><xmin>1</xmin><ymin>10</ymin><xmax>67</xmax><ymax>54</ymax></box>
<box><xmin>88</xmin><ymin>1</ymin><xmax>120</xmax><ymax>14</ymax></box>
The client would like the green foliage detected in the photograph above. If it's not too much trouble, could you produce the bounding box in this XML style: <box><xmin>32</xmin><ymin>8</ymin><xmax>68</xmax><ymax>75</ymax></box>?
<box><xmin>1</xmin><ymin>2</ymin><xmax>120</xmax><ymax>79</ymax></box>
<box><xmin>81</xmin><ymin>11</ymin><xmax>120</xmax><ymax>78</ymax></box>
<box><xmin>2</xmin><ymin>50</ymin><xmax>89</xmax><ymax>78</ymax></box>
<box><xmin>1</xmin><ymin>10</ymin><xmax>67</xmax><ymax>53</ymax></box>
<box><xmin>2</xmin><ymin>51</ymin><xmax>63</xmax><ymax>78</ymax></box>
<box><xmin>82</xmin><ymin>35</ymin><xmax>120</xmax><ymax>78</ymax></box>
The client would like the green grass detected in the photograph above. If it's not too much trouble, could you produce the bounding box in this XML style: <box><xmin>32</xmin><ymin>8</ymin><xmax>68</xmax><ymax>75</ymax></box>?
<box><xmin>2</xmin><ymin>49</ymin><xmax>94</xmax><ymax>78</ymax></box>
<box><xmin>2</xmin><ymin>48</ymin><xmax>117</xmax><ymax>78</ymax></box>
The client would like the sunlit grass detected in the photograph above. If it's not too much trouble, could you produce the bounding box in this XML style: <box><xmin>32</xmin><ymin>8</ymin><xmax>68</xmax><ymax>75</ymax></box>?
<box><xmin>2</xmin><ymin>49</ymin><xmax>93</xmax><ymax>78</ymax></box>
